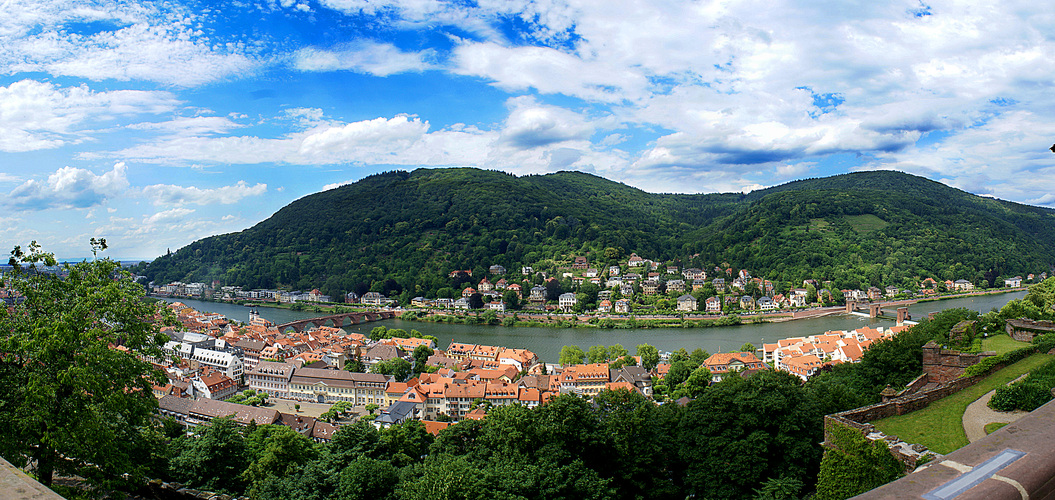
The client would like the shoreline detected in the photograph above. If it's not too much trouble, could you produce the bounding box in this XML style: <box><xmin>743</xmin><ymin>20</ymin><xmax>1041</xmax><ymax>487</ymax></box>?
<box><xmin>151</xmin><ymin>287</ymin><xmax>1028</xmax><ymax>330</ymax></box>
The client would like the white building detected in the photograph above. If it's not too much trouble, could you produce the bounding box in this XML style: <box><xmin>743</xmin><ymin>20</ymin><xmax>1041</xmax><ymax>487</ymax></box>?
<box><xmin>163</xmin><ymin>340</ymin><xmax>244</xmax><ymax>380</ymax></box>
<box><xmin>558</xmin><ymin>293</ymin><xmax>577</xmax><ymax>312</ymax></box>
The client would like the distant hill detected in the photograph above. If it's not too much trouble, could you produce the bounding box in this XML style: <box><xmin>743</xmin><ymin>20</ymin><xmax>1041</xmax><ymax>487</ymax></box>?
<box><xmin>137</xmin><ymin>168</ymin><xmax>1055</xmax><ymax>300</ymax></box>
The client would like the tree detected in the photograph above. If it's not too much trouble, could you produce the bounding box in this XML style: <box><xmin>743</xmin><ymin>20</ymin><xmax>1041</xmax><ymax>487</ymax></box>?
<box><xmin>689</xmin><ymin>348</ymin><xmax>710</xmax><ymax>366</ymax></box>
<box><xmin>171</xmin><ymin>417</ymin><xmax>249</xmax><ymax>495</ymax></box>
<box><xmin>337</xmin><ymin>456</ymin><xmax>399</xmax><ymax>500</ymax></box>
<box><xmin>374</xmin><ymin>358</ymin><xmax>412</xmax><ymax>382</ymax></box>
<box><xmin>586</xmin><ymin>345</ymin><xmax>610</xmax><ymax>363</ymax></box>
<box><xmin>413</xmin><ymin>344</ymin><xmax>435</xmax><ymax>373</ymax></box>
<box><xmin>815</xmin><ymin>423</ymin><xmax>903</xmax><ymax>499</ymax></box>
<box><xmin>637</xmin><ymin>344</ymin><xmax>660</xmax><ymax>372</ymax></box>
<box><xmin>679</xmin><ymin>370</ymin><xmax>822</xmax><ymax>499</ymax></box>
<box><xmin>345</xmin><ymin>357</ymin><xmax>367</xmax><ymax>373</ymax></box>
<box><xmin>677</xmin><ymin>366</ymin><xmax>712</xmax><ymax>399</ymax></box>
<box><xmin>607</xmin><ymin>344</ymin><xmax>629</xmax><ymax>360</ymax></box>
<box><xmin>665</xmin><ymin>361</ymin><xmax>692</xmax><ymax>387</ymax></box>
<box><xmin>503</xmin><ymin>289</ymin><xmax>520</xmax><ymax>310</ymax></box>
<box><xmin>242</xmin><ymin>424</ymin><xmax>318</xmax><ymax>497</ymax></box>
<box><xmin>740</xmin><ymin>342</ymin><xmax>756</xmax><ymax>353</ymax></box>
<box><xmin>0</xmin><ymin>242</ymin><xmax>168</xmax><ymax>489</ymax></box>
<box><xmin>469</xmin><ymin>292</ymin><xmax>484</xmax><ymax>310</ymax></box>
<box><xmin>560</xmin><ymin>345</ymin><xmax>586</xmax><ymax>365</ymax></box>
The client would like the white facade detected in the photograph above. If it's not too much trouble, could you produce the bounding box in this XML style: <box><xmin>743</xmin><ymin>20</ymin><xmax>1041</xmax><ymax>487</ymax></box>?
<box><xmin>163</xmin><ymin>341</ymin><xmax>244</xmax><ymax>380</ymax></box>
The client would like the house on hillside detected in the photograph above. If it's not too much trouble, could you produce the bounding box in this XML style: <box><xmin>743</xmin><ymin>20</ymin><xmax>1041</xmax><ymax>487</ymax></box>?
<box><xmin>705</xmin><ymin>296</ymin><xmax>721</xmax><ymax>313</ymax></box>
<box><xmin>558</xmin><ymin>293</ymin><xmax>577</xmax><ymax>312</ymax></box>
<box><xmin>677</xmin><ymin>294</ymin><xmax>697</xmax><ymax>312</ymax></box>
<box><xmin>704</xmin><ymin>352</ymin><xmax>765</xmax><ymax>382</ymax></box>
<box><xmin>614</xmin><ymin>299</ymin><xmax>630</xmax><ymax>314</ymax></box>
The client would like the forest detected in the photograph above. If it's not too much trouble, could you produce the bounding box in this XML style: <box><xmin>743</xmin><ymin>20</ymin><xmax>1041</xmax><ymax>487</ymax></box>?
<box><xmin>136</xmin><ymin>168</ymin><xmax>1055</xmax><ymax>302</ymax></box>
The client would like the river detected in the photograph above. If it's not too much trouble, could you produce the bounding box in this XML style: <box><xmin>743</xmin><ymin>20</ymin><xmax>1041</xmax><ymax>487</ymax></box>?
<box><xmin>161</xmin><ymin>290</ymin><xmax>1026</xmax><ymax>363</ymax></box>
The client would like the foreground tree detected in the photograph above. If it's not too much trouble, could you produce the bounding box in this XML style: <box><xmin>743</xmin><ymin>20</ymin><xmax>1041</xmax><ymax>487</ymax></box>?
<box><xmin>0</xmin><ymin>242</ymin><xmax>168</xmax><ymax>489</ymax></box>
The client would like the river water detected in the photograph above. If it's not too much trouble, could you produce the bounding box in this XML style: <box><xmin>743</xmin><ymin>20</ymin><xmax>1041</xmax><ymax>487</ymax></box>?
<box><xmin>162</xmin><ymin>291</ymin><xmax>1025</xmax><ymax>363</ymax></box>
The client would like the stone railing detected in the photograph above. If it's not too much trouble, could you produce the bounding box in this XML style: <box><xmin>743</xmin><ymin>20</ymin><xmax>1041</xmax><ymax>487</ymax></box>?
<box><xmin>856</xmin><ymin>397</ymin><xmax>1055</xmax><ymax>499</ymax></box>
<box><xmin>0</xmin><ymin>456</ymin><xmax>64</xmax><ymax>499</ymax></box>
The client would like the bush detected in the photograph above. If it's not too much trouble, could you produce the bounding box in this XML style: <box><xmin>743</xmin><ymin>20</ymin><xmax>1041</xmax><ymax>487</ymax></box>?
<box><xmin>988</xmin><ymin>358</ymin><xmax>1055</xmax><ymax>411</ymax></box>
<box><xmin>1034</xmin><ymin>332</ymin><xmax>1055</xmax><ymax>354</ymax></box>
<box><xmin>962</xmin><ymin>346</ymin><xmax>1036</xmax><ymax>378</ymax></box>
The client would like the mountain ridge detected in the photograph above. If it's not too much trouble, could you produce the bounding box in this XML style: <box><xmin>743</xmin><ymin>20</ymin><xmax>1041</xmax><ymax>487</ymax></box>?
<box><xmin>137</xmin><ymin>168</ymin><xmax>1055</xmax><ymax>300</ymax></box>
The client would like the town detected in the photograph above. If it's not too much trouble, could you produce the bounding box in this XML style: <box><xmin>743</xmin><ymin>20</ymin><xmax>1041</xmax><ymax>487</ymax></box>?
<box><xmin>146</xmin><ymin>252</ymin><xmax>1043</xmax><ymax>324</ymax></box>
<box><xmin>147</xmin><ymin>298</ymin><xmax>913</xmax><ymax>441</ymax></box>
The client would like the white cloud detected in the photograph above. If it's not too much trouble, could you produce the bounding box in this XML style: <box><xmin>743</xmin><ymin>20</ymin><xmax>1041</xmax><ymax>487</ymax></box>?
<box><xmin>126</xmin><ymin>116</ymin><xmax>242</xmax><ymax>137</ymax></box>
<box><xmin>298</xmin><ymin>115</ymin><xmax>431</xmax><ymax>156</ymax></box>
<box><xmin>500</xmin><ymin>96</ymin><xmax>595</xmax><ymax>149</ymax></box>
<box><xmin>143</xmin><ymin>207</ymin><xmax>194</xmax><ymax>225</ymax></box>
<box><xmin>0</xmin><ymin>0</ymin><xmax>258</xmax><ymax>87</ymax></box>
<box><xmin>143</xmin><ymin>181</ymin><xmax>268</xmax><ymax>206</ymax></box>
<box><xmin>0</xmin><ymin>79</ymin><xmax>178</xmax><ymax>152</ymax></box>
<box><xmin>6</xmin><ymin>162</ymin><xmax>130</xmax><ymax>210</ymax></box>
<box><xmin>293</xmin><ymin>41</ymin><xmax>436</xmax><ymax>76</ymax></box>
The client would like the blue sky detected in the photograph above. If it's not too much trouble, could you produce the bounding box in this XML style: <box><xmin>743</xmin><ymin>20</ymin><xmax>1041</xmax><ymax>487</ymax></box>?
<box><xmin>3</xmin><ymin>0</ymin><xmax>1055</xmax><ymax>260</ymax></box>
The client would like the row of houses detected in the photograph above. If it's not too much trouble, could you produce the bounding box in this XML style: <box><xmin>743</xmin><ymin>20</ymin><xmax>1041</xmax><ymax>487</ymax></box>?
<box><xmin>759</xmin><ymin>326</ymin><xmax>905</xmax><ymax>380</ymax></box>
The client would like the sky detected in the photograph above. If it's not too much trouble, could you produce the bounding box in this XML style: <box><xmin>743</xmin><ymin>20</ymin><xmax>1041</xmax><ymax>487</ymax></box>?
<box><xmin>3</xmin><ymin>0</ymin><xmax>1055</xmax><ymax>260</ymax></box>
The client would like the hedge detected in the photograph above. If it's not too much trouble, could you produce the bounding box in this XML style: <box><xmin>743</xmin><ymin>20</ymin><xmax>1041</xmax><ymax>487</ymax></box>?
<box><xmin>962</xmin><ymin>346</ymin><xmax>1036</xmax><ymax>378</ymax></box>
<box><xmin>989</xmin><ymin>357</ymin><xmax>1055</xmax><ymax>412</ymax></box>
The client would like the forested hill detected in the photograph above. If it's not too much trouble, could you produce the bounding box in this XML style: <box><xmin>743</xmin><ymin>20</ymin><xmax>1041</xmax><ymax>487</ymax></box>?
<box><xmin>138</xmin><ymin>168</ymin><xmax>1055</xmax><ymax>300</ymax></box>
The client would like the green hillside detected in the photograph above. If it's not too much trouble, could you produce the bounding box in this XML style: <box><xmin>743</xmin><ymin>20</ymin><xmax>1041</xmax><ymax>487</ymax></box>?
<box><xmin>137</xmin><ymin>168</ymin><xmax>1055</xmax><ymax>300</ymax></box>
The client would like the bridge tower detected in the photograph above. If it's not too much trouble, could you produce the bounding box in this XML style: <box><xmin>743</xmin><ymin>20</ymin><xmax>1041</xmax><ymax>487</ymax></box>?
<box><xmin>897</xmin><ymin>307</ymin><xmax>910</xmax><ymax>325</ymax></box>
<box><xmin>868</xmin><ymin>303</ymin><xmax>881</xmax><ymax>318</ymax></box>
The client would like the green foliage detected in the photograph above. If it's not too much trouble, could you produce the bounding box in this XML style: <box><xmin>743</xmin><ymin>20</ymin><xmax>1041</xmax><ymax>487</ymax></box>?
<box><xmin>138</xmin><ymin>168</ymin><xmax>1055</xmax><ymax>301</ymax></box>
<box><xmin>560</xmin><ymin>345</ymin><xmax>586</xmax><ymax>365</ymax></box>
<box><xmin>242</xmin><ymin>425</ymin><xmax>319</xmax><ymax>497</ymax></box>
<box><xmin>809</xmin><ymin>308</ymin><xmax>977</xmax><ymax>408</ymax></box>
<box><xmin>637</xmin><ymin>343</ymin><xmax>660</xmax><ymax>371</ymax></box>
<box><xmin>679</xmin><ymin>370</ymin><xmax>822</xmax><ymax>499</ymax></box>
<box><xmin>227</xmin><ymin>389</ymin><xmax>269</xmax><ymax>407</ymax></box>
<box><xmin>989</xmin><ymin>357</ymin><xmax>1055</xmax><ymax>411</ymax></box>
<box><xmin>0</xmin><ymin>244</ymin><xmax>168</xmax><ymax>490</ymax></box>
<box><xmin>374</xmin><ymin>358</ymin><xmax>412</xmax><ymax>382</ymax></box>
<box><xmin>412</xmin><ymin>344</ymin><xmax>434</xmax><ymax>373</ymax></box>
<box><xmin>171</xmin><ymin>417</ymin><xmax>249</xmax><ymax>495</ymax></box>
<box><xmin>962</xmin><ymin>346</ymin><xmax>1036</xmax><ymax>378</ymax></box>
<box><xmin>337</xmin><ymin>457</ymin><xmax>398</xmax><ymax>500</ymax></box>
<box><xmin>815</xmin><ymin>423</ymin><xmax>903</xmax><ymax>500</ymax></box>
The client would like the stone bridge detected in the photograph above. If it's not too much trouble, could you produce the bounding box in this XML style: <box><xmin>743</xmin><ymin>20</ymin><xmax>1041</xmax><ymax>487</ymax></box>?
<box><xmin>846</xmin><ymin>301</ymin><xmax>911</xmax><ymax>323</ymax></box>
<box><xmin>276</xmin><ymin>310</ymin><xmax>397</xmax><ymax>333</ymax></box>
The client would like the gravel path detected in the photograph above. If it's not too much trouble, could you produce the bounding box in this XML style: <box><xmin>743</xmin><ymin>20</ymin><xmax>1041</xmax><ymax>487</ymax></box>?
<box><xmin>962</xmin><ymin>376</ymin><xmax>1030</xmax><ymax>442</ymax></box>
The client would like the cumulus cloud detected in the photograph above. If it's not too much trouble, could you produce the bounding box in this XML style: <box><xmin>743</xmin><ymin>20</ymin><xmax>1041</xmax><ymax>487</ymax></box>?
<box><xmin>0</xmin><ymin>79</ymin><xmax>178</xmax><ymax>152</ymax></box>
<box><xmin>143</xmin><ymin>207</ymin><xmax>195</xmax><ymax>225</ymax></box>
<box><xmin>500</xmin><ymin>97</ymin><xmax>595</xmax><ymax>149</ymax></box>
<box><xmin>6</xmin><ymin>162</ymin><xmax>130</xmax><ymax>210</ymax></box>
<box><xmin>143</xmin><ymin>181</ymin><xmax>267</xmax><ymax>206</ymax></box>
<box><xmin>293</xmin><ymin>41</ymin><xmax>436</xmax><ymax>76</ymax></box>
<box><xmin>298</xmin><ymin>115</ymin><xmax>430</xmax><ymax>156</ymax></box>
<box><xmin>0</xmin><ymin>0</ymin><xmax>258</xmax><ymax>87</ymax></box>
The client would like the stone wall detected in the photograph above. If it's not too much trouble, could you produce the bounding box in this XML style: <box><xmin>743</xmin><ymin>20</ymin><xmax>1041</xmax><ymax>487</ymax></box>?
<box><xmin>824</xmin><ymin>366</ymin><xmax>1004</xmax><ymax>470</ymax></box>
<box><xmin>1006</xmin><ymin>318</ymin><xmax>1055</xmax><ymax>342</ymax></box>
<box><xmin>921</xmin><ymin>341</ymin><xmax>995</xmax><ymax>384</ymax></box>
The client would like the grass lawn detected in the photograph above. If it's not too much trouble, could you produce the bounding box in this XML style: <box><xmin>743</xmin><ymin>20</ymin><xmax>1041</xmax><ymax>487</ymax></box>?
<box><xmin>871</xmin><ymin>353</ymin><xmax>1053</xmax><ymax>454</ymax></box>
<box><xmin>984</xmin><ymin>422</ymin><xmax>1009</xmax><ymax>435</ymax></box>
<box><xmin>982</xmin><ymin>334</ymin><xmax>1031</xmax><ymax>354</ymax></box>
<box><xmin>845</xmin><ymin>214</ymin><xmax>889</xmax><ymax>234</ymax></box>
